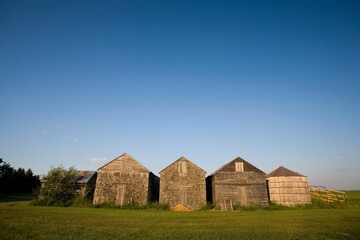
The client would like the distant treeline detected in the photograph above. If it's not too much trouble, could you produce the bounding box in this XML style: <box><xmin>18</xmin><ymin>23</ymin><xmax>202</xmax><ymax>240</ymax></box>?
<box><xmin>0</xmin><ymin>159</ymin><xmax>40</xmax><ymax>193</ymax></box>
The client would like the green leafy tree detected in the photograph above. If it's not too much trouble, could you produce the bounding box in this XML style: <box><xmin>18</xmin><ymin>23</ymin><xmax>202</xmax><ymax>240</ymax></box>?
<box><xmin>36</xmin><ymin>166</ymin><xmax>78</xmax><ymax>206</ymax></box>
<box><xmin>0</xmin><ymin>159</ymin><xmax>14</xmax><ymax>192</ymax></box>
<box><xmin>0</xmin><ymin>159</ymin><xmax>40</xmax><ymax>193</ymax></box>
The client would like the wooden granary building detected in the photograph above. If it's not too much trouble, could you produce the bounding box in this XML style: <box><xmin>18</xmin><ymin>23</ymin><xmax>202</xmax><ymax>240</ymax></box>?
<box><xmin>266</xmin><ymin>166</ymin><xmax>311</xmax><ymax>206</ymax></box>
<box><xmin>93</xmin><ymin>153</ymin><xmax>159</xmax><ymax>205</ymax></box>
<box><xmin>207</xmin><ymin>157</ymin><xmax>269</xmax><ymax>209</ymax></box>
<box><xmin>159</xmin><ymin>156</ymin><xmax>206</xmax><ymax>210</ymax></box>
<box><xmin>74</xmin><ymin>171</ymin><xmax>97</xmax><ymax>198</ymax></box>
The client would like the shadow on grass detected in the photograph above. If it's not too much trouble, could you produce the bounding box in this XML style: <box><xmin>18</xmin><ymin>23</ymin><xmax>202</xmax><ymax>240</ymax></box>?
<box><xmin>0</xmin><ymin>193</ymin><xmax>33</xmax><ymax>202</ymax></box>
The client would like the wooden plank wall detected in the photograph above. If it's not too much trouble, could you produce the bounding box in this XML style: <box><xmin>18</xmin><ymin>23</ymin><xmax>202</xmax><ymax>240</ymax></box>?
<box><xmin>160</xmin><ymin>160</ymin><xmax>206</xmax><ymax>210</ymax></box>
<box><xmin>212</xmin><ymin>172</ymin><xmax>269</xmax><ymax>207</ymax></box>
<box><xmin>93</xmin><ymin>171</ymin><xmax>150</xmax><ymax>205</ymax></box>
<box><xmin>267</xmin><ymin>176</ymin><xmax>311</xmax><ymax>205</ymax></box>
<box><xmin>93</xmin><ymin>155</ymin><xmax>153</xmax><ymax>205</ymax></box>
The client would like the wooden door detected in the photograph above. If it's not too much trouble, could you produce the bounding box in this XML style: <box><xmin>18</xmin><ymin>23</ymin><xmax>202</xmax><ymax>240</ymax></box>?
<box><xmin>178</xmin><ymin>189</ymin><xmax>187</xmax><ymax>205</ymax></box>
<box><xmin>237</xmin><ymin>186</ymin><xmax>247</xmax><ymax>206</ymax></box>
<box><xmin>116</xmin><ymin>185</ymin><xmax>126</xmax><ymax>205</ymax></box>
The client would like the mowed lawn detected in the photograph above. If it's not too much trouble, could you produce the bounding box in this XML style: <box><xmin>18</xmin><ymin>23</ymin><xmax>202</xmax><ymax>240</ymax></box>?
<box><xmin>1</xmin><ymin>193</ymin><xmax>360</xmax><ymax>240</ymax></box>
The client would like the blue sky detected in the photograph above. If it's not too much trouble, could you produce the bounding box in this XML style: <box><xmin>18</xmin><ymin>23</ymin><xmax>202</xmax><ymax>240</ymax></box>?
<box><xmin>1</xmin><ymin>0</ymin><xmax>359</xmax><ymax>189</ymax></box>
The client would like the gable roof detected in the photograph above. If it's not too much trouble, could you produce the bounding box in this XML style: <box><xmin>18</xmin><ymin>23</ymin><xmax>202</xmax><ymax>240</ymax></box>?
<box><xmin>97</xmin><ymin>153</ymin><xmax>151</xmax><ymax>173</ymax></box>
<box><xmin>159</xmin><ymin>156</ymin><xmax>206</xmax><ymax>174</ymax></box>
<box><xmin>211</xmin><ymin>156</ymin><xmax>265</xmax><ymax>176</ymax></box>
<box><xmin>266</xmin><ymin>166</ymin><xmax>305</xmax><ymax>178</ymax></box>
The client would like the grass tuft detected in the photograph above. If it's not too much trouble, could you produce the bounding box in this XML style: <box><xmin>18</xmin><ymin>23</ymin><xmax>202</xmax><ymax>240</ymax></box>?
<box><xmin>93</xmin><ymin>201</ymin><xmax>170</xmax><ymax>210</ymax></box>
<box><xmin>199</xmin><ymin>202</ymin><xmax>214</xmax><ymax>210</ymax></box>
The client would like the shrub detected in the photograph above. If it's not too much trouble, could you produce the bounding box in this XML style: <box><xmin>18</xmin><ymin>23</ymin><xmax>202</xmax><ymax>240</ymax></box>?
<box><xmin>200</xmin><ymin>202</ymin><xmax>214</xmax><ymax>210</ymax></box>
<box><xmin>71</xmin><ymin>195</ymin><xmax>94</xmax><ymax>208</ymax></box>
<box><xmin>33</xmin><ymin>166</ymin><xmax>78</xmax><ymax>206</ymax></box>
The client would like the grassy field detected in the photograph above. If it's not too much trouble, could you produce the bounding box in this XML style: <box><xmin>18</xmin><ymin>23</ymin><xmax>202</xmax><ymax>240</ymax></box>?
<box><xmin>345</xmin><ymin>190</ymin><xmax>360</xmax><ymax>204</ymax></box>
<box><xmin>1</xmin><ymin>191</ymin><xmax>360</xmax><ymax>240</ymax></box>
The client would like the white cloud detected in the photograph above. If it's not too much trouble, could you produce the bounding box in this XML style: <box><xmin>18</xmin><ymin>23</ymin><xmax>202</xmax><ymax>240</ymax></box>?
<box><xmin>64</xmin><ymin>136</ymin><xmax>80</xmax><ymax>143</ymax></box>
<box><xmin>40</xmin><ymin>130</ymin><xmax>48</xmax><ymax>135</ymax></box>
<box><xmin>88</xmin><ymin>157</ymin><xmax>107</xmax><ymax>166</ymax></box>
<box><xmin>336</xmin><ymin>156</ymin><xmax>346</xmax><ymax>161</ymax></box>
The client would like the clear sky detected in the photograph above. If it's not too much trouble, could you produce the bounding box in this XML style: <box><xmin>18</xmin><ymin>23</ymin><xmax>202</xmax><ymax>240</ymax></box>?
<box><xmin>1</xmin><ymin>0</ymin><xmax>359</xmax><ymax>190</ymax></box>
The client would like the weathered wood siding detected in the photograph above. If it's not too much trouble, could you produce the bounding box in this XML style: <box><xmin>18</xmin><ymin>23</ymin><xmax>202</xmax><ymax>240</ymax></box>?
<box><xmin>267</xmin><ymin>176</ymin><xmax>311</xmax><ymax>206</ymax></box>
<box><xmin>211</xmin><ymin>158</ymin><xmax>269</xmax><ymax>207</ymax></box>
<box><xmin>160</xmin><ymin>157</ymin><xmax>206</xmax><ymax>210</ymax></box>
<box><xmin>93</xmin><ymin>153</ymin><xmax>159</xmax><ymax>205</ymax></box>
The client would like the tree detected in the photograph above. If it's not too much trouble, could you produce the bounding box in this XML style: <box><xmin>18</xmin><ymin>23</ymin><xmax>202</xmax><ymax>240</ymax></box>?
<box><xmin>0</xmin><ymin>159</ymin><xmax>14</xmax><ymax>192</ymax></box>
<box><xmin>36</xmin><ymin>166</ymin><xmax>79</xmax><ymax>206</ymax></box>
<box><xmin>25</xmin><ymin>169</ymin><xmax>40</xmax><ymax>193</ymax></box>
<box><xmin>0</xmin><ymin>159</ymin><xmax>40</xmax><ymax>193</ymax></box>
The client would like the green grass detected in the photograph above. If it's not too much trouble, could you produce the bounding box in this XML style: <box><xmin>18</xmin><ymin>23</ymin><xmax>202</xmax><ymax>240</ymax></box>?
<box><xmin>345</xmin><ymin>191</ymin><xmax>360</xmax><ymax>204</ymax></box>
<box><xmin>1</xmin><ymin>191</ymin><xmax>360</xmax><ymax>240</ymax></box>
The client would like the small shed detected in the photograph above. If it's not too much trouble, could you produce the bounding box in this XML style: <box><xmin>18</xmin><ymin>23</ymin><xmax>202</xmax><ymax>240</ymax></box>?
<box><xmin>266</xmin><ymin>166</ymin><xmax>311</xmax><ymax>206</ymax></box>
<box><xmin>159</xmin><ymin>156</ymin><xmax>206</xmax><ymax>210</ymax></box>
<box><xmin>208</xmin><ymin>157</ymin><xmax>269</xmax><ymax>209</ymax></box>
<box><xmin>93</xmin><ymin>153</ymin><xmax>159</xmax><ymax>205</ymax></box>
<box><xmin>74</xmin><ymin>171</ymin><xmax>97</xmax><ymax>198</ymax></box>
